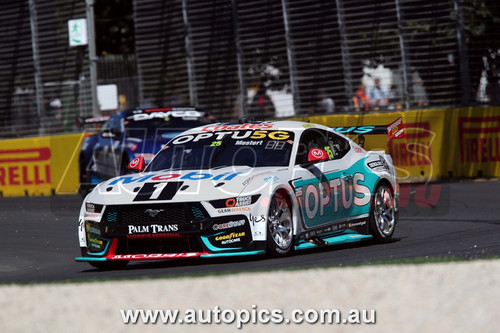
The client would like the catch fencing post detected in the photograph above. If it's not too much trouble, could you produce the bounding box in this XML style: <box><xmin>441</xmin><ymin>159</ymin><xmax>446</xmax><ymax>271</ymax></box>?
<box><xmin>395</xmin><ymin>0</ymin><xmax>410</xmax><ymax>110</ymax></box>
<box><xmin>85</xmin><ymin>0</ymin><xmax>99</xmax><ymax>117</ymax></box>
<box><xmin>29</xmin><ymin>0</ymin><xmax>44</xmax><ymax>135</ymax></box>
<box><xmin>454</xmin><ymin>0</ymin><xmax>471</xmax><ymax>106</ymax></box>
<box><xmin>182</xmin><ymin>0</ymin><xmax>198</xmax><ymax>107</ymax></box>
<box><xmin>282</xmin><ymin>0</ymin><xmax>300</xmax><ymax>115</ymax></box>
<box><xmin>335</xmin><ymin>0</ymin><xmax>353</xmax><ymax>110</ymax></box>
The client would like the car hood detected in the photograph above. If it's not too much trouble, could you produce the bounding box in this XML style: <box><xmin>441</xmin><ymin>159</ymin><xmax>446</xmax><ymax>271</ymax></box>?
<box><xmin>86</xmin><ymin>165</ymin><xmax>286</xmax><ymax>205</ymax></box>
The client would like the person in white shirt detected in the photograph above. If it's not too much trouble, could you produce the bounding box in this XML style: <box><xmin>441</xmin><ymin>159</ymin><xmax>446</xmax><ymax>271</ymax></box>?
<box><xmin>366</xmin><ymin>78</ymin><xmax>389</xmax><ymax>110</ymax></box>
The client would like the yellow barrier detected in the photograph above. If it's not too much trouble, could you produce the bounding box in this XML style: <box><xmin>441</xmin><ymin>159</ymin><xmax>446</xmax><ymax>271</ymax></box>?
<box><xmin>449</xmin><ymin>107</ymin><xmax>500</xmax><ymax>178</ymax></box>
<box><xmin>0</xmin><ymin>133</ymin><xmax>84</xmax><ymax>196</ymax></box>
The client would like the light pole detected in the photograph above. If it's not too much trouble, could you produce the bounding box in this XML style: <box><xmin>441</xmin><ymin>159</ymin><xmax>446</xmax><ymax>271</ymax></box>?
<box><xmin>86</xmin><ymin>0</ymin><xmax>99</xmax><ymax>116</ymax></box>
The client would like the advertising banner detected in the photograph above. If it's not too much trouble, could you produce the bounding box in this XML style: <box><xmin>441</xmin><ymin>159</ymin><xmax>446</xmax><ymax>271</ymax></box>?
<box><xmin>0</xmin><ymin>133</ymin><xmax>83</xmax><ymax>196</ymax></box>
<box><xmin>452</xmin><ymin>107</ymin><xmax>500</xmax><ymax>178</ymax></box>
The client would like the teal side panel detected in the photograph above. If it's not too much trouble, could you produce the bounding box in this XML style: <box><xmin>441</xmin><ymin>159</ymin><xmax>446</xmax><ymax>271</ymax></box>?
<box><xmin>293</xmin><ymin>158</ymin><xmax>378</xmax><ymax>228</ymax></box>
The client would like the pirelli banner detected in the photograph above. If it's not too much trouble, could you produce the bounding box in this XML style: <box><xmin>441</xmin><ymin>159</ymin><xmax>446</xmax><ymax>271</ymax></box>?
<box><xmin>295</xmin><ymin>106</ymin><xmax>500</xmax><ymax>182</ymax></box>
<box><xmin>451</xmin><ymin>107</ymin><xmax>500</xmax><ymax>178</ymax></box>
<box><xmin>0</xmin><ymin>133</ymin><xmax>82</xmax><ymax>196</ymax></box>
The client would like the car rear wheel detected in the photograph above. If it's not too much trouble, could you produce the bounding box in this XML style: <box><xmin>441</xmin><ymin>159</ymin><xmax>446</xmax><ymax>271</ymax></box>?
<box><xmin>267</xmin><ymin>192</ymin><xmax>293</xmax><ymax>256</ymax></box>
<box><xmin>369</xmin><ymin>183</ymin><xmax>396</xmax><ymax>243</ymax></box>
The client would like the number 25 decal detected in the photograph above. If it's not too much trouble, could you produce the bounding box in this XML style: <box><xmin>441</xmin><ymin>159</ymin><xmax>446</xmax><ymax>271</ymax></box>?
<box><xmin>133</xmin><ymin>182</ymin><xmax>184</xmax><ymax>201</ymax></box>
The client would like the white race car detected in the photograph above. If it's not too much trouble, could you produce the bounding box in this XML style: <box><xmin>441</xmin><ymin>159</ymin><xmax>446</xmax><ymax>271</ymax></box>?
<box><xmin>76</xmin><ymin>120</ymin><xmax>401</xmax><ymax>269</ymax></box>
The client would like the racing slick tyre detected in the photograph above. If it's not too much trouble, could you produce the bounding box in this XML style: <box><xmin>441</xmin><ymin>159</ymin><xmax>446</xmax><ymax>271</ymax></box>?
<box><xmin>267</xmin><ymin>191</ymin><xmax>294</xmax><ymax>257</ymax></box>
<box><xmin>89</xmin><ymin>260</ymin><xmax>129</xmax><ymax>270</ymax></box>
<box><xmin>369</xmin><ymin>182</ymin><xmax>397</xmax><ymax>243</ymax></box>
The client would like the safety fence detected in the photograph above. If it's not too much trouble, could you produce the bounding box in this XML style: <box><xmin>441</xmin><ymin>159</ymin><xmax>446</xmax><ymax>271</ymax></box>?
<box><xmin>1</xmin><ymin>106</ymin><xmax>499</xmax><ymax>197</ymax></box>
<box><xmin>2</xmin><ymin>1</ymin><xmax>500</xmax><ymax>138</ymax></box>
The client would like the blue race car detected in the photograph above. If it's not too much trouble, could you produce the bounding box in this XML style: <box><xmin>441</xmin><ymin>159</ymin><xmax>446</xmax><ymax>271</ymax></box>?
<box><xmin>79</xmin><ymin>107</ymin><xmax>215</xmax><ymax>194</ymax></box>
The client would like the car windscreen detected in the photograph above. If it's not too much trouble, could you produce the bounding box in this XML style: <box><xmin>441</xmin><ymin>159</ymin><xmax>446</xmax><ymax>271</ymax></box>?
<box><xmin>146</xmin><ymin>130</ymin><xmax>294</xmax><ymax>171</ymax></box>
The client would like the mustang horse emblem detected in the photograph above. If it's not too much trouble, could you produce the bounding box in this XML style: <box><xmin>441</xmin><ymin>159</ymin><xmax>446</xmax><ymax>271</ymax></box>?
<box><xmin>145</xmin><ymin>209</ymin><xmax>164</xmax><ymax>218</ymax></box>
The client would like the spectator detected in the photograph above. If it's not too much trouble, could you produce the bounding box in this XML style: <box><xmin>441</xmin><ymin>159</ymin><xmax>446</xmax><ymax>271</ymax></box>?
<box><xmin>486</xmin><ymin>68</ymin><xmax>500</xmax><ymax>105</ymax></box>
<box><xmin>247</xmin><ymin>85</ymin><xmax>276</xmax><ymax>120</ymax></box>
<box><xmin>388</xmin><ymin>84</ymin><xmax>403</xmax><ymax>110</ymax></box>
<box><xmin>45</xmin><ymin>98</ymin><xmax>63</xmax><ymax>132</ymax></box>
<box><xmin>412</xmin><ymin>72</ymin><xmax>429</xmax><ymax>108</ymax></box>
<box><xmin>366</xmin><ymin>77</ymin><xmax>389</xmax><ymax>110</ymax></box>
<box><xmin>352</xmin><ymin>85</ymin><xmax>368</xmax><ymax>112</ymax></box>
<box><xmin>310</xmin><ymin>89</ymin><xmax>335</xmax><ymax>114</ymax></box>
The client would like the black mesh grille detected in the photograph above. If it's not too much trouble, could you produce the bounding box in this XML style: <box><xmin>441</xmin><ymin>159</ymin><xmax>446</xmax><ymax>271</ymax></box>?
<box><xmin>122</xmin><ymin>205</ymin><xmax>186</xmax><ymax>225</ymax></box>
<box><xmin>103</xmin><ymin>202</ymin><xmax>208</xmax><ymax>225</ymax></box>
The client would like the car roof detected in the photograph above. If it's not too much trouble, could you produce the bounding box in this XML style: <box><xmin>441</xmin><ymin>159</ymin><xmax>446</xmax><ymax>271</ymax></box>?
<box><xmin>178</xmin><ymin>120</ymin><xmax>333</xmax><ymax>136</ymax></box>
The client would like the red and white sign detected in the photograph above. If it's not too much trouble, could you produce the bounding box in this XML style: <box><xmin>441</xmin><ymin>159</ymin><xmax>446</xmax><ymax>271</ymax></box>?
<box><xmin>387</xmin><ymin>117</ymin><xmax>405</xmax><ymax>140</ymax></box>
<box><xmin>307</xmin><ymin>148</ymin><xmax>327</xmax><ymax>162</ymax></box>
<box><xmin>128</xmin><ymin>156</ymin><xmax>145</xmax><ymax>171</ymax></box>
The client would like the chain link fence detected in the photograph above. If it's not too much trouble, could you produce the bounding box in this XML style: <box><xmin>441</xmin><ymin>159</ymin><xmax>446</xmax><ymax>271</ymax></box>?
<box><xmin>1</xmin><ymin>0</ymin><xmax>500</xmax><ymax>138</ymax></box>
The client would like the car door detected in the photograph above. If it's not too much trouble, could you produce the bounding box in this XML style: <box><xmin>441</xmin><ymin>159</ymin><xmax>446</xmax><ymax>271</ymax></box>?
<box><xmin>292</xmin><ymin>128</ymin><xmax>355</xmax><ymax>230</ymax></box>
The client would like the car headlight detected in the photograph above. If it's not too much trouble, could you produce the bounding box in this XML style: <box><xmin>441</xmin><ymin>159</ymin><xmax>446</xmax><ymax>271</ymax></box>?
<box><xmin>85</xmin><ymin>202</ymin><xmax>103</xmax><ymax>214</ymax></box>
<box><xmin>209</xmin><ymin>195</ymin><xmax>260</xmax><ymax>209</ymax></box>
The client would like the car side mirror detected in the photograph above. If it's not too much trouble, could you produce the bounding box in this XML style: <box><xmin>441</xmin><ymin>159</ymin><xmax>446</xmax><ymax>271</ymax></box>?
<box><xmin>128</xmin><ymin>156</ymin><xmax>145</xmax><ymax>172</ymax></box>
<box><xmin>307</xmin><ymin>148</ymin><xmax>329</xmax><ymax>163</ymax></box>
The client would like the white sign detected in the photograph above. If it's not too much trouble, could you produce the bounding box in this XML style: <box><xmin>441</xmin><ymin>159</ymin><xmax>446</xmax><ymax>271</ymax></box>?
<box><xmin>97</xmin><ymin>84</ymin><xmax>118</xmax><ymax>111</ymax></box>
<box><xmin>68</xmin><ymin>19</ymin><xmax>88</xmax><ymax>46</ymax></box>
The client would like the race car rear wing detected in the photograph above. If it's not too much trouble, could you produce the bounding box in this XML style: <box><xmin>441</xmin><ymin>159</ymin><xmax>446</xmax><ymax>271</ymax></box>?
<box><xmin>76</xmin><ymin>115</ymin><xmax>111</xmax><ymax>128</ymax></box>
<box><xmin>332</xmin><ymin>117</ymin><xmax>404</xmax><ymax>147</ymax></box>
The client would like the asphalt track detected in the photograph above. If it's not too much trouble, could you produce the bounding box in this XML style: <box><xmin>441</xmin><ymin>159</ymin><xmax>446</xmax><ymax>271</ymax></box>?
<box><xmin>1</xmin><ymin>180</ymin><xmax>499</xmax><ymax>284</ymax></box>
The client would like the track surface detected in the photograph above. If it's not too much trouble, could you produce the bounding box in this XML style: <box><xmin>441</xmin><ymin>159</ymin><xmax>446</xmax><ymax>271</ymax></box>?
<box><xmin>1</xmin><ymin>181</ymin><xmax>499</xmax><ymax>284</ymax></box>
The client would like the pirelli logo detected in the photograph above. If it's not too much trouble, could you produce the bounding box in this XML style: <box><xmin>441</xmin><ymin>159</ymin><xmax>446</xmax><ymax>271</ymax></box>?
<box><xmin>459</xmin><ymin>116</ymin><xmax>500</xmax><ymax>163</ymax></box>
<box><xmin>388</xmin><ymin>122</ymin><xmax>433</xmax><ymax>167</ymax></box>
<box><xmin>0</xmin><ymin>148</ymin><xmax>51</xmax><ymax>186</ymax></box>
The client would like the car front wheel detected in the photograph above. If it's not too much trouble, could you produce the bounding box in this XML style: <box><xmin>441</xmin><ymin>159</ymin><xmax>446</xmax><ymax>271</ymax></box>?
<box><xmin>267</xmin><ymin>192</ymin><xmax>294</xmax><ymax>256</ymax></box>
<box><xmin>369</xmin><ymin>183</ymin><xmax>397</xmax><ymax>243</ymax></box>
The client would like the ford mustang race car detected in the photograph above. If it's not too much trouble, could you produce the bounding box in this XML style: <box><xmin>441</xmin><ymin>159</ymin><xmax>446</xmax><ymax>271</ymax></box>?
<box><xmin>79</xmin><ymin>107</ymin><xmax>215</xmax><ymax>194</ymax></box>
<box><xmin>76</xmin><ymin>120</ymin><xmax>401</xmax><ymax>269</ymax></box>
